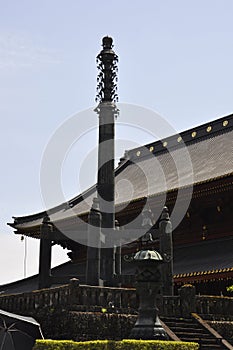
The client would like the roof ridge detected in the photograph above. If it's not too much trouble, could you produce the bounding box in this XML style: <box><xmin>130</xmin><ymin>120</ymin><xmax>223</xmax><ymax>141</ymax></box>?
<box><xmin>128</xmin><ymin>113</ymin><xmax>233</xmax><ymax>161</ymax></box>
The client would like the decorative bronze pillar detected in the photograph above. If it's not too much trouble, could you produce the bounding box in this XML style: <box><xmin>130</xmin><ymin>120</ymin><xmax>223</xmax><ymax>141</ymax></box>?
<box><xmin>95</xmin><ymin>36</ymin><xmax>118</xmax><ymax>286</ymax></box>
<box><xmin>38</xmin><ymin>215</ymin><xmax>53</xmax><ymax>289</ymax></box>
<box><xmin>159</xmin><ymin>206</ymin><xmax>174</xmax><ymax>296</ymax></box>
<box><xmin>129</xmin><ymin>250</ymin><xmax>168</xmax><ymax>340</ymax></box>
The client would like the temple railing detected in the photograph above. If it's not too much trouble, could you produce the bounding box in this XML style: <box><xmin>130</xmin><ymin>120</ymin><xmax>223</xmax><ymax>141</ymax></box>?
<box><xmin>0</xmin><ymin>279</ymin><xmax>137</xmax><ymax>314</ymax></box>
<box><xmin>0</xmin><ymin>284</ymin><xmax>71</xmax><ymax>313</ymax></box>
<box><xmin>1</xmin><ymin>282</ymin><xmax>233</xmax><ymax>319</ymax></box>
<box><xmin>196</xmin><ymin>295</ymin><xmax>233</xmax><ymax>319</ymax></box>
<box><xmin>160</xmin><ymin>296</ymin><xmax>181</xmax><ymax>317</ymax></box>
<box><xmin>69</xmin><ymin>281</ymin><xmax>137</xmax><ymax>312</ymax></box>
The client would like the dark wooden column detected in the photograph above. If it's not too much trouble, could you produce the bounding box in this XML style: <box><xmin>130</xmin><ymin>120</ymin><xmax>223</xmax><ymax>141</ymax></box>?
<box><xmin>38</xmin><ymin>215</ymin><xmax>53</xmax><ymax>289</ymax></box>
<box><xmin>159</xmin><ymin>206</ymin><xmax>174</xmax><ymax>296</ymax></box>
<box><xmin>86</xmin><ymin>198</ymin><xmax>101</xmax><ymax>285</ymax></box>
<box><xmin>115</xmin><ymin>220</ymin><xmax>122</xmax><ymax>280</ymax></box>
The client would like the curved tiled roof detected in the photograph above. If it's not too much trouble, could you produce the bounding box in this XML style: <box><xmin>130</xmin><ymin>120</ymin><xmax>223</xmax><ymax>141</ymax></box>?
<box><xmin>9</xmin><ymin>113</ymin><xmax>233</xmax><ymax>232</ymax></box>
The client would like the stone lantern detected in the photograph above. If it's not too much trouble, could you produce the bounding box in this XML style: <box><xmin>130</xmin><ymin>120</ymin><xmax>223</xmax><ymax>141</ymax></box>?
<box><xmin>129</xmin><ymin>249</ymin><xmax>168</xmax><ymax>340</ymax></box>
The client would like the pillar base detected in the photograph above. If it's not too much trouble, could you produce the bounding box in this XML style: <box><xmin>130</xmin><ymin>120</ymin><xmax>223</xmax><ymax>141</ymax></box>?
<box><xmin>129</xmin><ymin>323</ymin><xmax>168</xmax><ymax>340</ymax></box>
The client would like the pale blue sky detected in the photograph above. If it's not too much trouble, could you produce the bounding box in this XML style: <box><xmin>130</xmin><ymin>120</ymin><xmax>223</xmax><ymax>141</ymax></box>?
<box><xmin>1</xmin><ymin>0</ymin><xmax>233</xmax><ymax>285</ymax></box>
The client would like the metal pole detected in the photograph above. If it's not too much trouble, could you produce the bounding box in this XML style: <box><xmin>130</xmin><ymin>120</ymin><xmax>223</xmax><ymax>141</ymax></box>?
<box><xmin>95</xmin><ymin>37</ymin><xmax>119</xmax><ymax>286</ymax></box>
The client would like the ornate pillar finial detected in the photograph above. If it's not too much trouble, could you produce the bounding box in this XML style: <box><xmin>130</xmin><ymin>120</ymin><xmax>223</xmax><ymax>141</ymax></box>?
<box><xmin>96</xmin><ymin>36</ymin><xmax>118</xmax><ymax>103</ymax></box>
<box><xmin>42</xmin><ymin>213</ymin><xmax>51</xmax><ymax>224</ymax></box>
<box><xmin>160</xmin><ymin>206</ymin><xmax>169</xmax><ymax>221</ymax></box>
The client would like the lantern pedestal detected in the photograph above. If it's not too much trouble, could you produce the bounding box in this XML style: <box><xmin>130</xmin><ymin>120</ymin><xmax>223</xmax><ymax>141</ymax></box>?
<box><xmin>129</xmin><ymin>250</ymin><xmax>168</xmax><ymax>340</ymax></box>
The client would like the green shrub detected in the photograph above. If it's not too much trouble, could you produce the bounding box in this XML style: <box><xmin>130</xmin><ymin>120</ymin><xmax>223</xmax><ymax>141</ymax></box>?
<box><xmin>33</xmin><ymin>339</ymin><xmax>199</xmax><ymax>350</ymax></box>
<box><xmin>226</xmin><ymin>285</ymin><xmax>233</xmax><ymax>293</ymax></box>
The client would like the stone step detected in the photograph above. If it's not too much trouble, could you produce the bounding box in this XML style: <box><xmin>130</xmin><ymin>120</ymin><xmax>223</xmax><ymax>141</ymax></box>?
<box><xmin>176</xmin><ymin>332</ymin><xmax>214</xmax><ymax>338</ymax></box>
<box><xmin>166</xmin><ymin>324</ymin><xmax>204</xmax><ymax>331</ymax></box>
<box><xmin>162</xmin><ymin>317</ymin><xmax>227</xmax><ymax>350</ymax></box>
<box><xmin>161</xmin><ymin>316</ymin><xmax>228</xmax><ymax>350</ymax></box>
<box><xmin>165</xmin><ymin>323</ymin><xmax>201</xmax><ymax>329</ymax></box>
<box><xmin>171</xmin><ymin>326</ymin><xmax>207</xmax><ymax>333</ymax></box>
<box><xmin>162</xmin><ymin>317</ymin><xmax>193</xmax><ymax>323</ymax></box>
<box><xmin>181</xmin><ymin>337</ymin><xmax>221</xmax><ymax>344</ymax></box>
<box><xmin>199</xmin><ymin>345</ymin><xmax>224</xmax><ymax>350</ymax></box>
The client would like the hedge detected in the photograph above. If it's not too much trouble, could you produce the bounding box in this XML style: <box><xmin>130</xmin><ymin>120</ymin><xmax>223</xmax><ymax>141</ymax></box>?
<box><xmin>26</xmin><ymin>308</ymin><xmax>136</xmax><ymax>340</ymax></box>
<box><xmin>33</xmin><ymin>339</ymin><xmax>199</xmax><ymax>350</ymax></box>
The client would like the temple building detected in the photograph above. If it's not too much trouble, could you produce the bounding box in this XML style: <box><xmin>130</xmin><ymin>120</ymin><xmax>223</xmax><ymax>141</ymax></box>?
<box><xmin>4</xmin><ymin>37</ymin><xmax>233</xmax><ymax>296</ymax></box>
<box><xmin>5</xmin><ymin>112</ymin><xmax>233</xmax><ymax>296</ymax></box>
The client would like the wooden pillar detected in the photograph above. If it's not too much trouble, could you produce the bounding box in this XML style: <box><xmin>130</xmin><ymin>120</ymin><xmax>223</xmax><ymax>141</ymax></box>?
<box><xmin>115</xmin><ymin>220</ymin><xmax>122</xmax><ymax>283</ymax></box>
<box><xmin>159</xmin><ymin>206</ymin><xmax>174</xmax><ymax>296</ymax></box>
<box><xmin>86</xmin><ymin>198</ymin><xmax>101</xmax><ymax>285</ymax></box>
<box><xmin>38</xmin><ymin>215</ymin><xmax>52</xmax><ymax>289</ymax></box>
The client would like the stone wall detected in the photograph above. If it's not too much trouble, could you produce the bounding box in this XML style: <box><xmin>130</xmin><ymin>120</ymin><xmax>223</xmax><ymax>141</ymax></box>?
<box><xmin>208</xmin><ymin>321</ymin><xmax>233</xmax><ymax>345</ymax></box>
<box><xmin>1</xmin><ymin>283</ymin><xmax>233</xmax><ymax>340</ymax></box>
